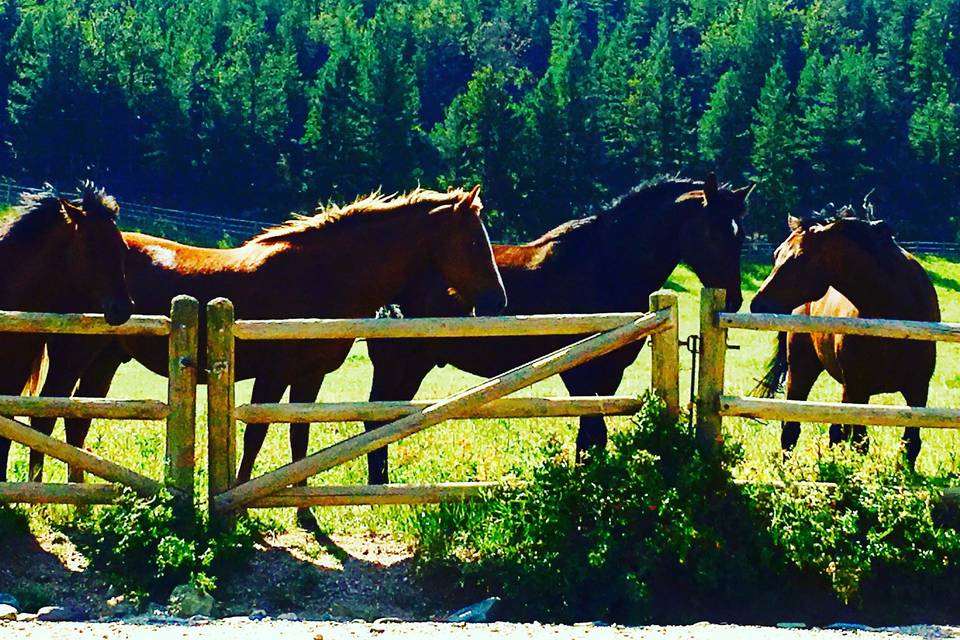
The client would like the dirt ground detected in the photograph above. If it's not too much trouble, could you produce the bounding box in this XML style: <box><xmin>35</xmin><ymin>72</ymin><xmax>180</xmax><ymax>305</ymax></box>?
<box><xmin>2</xmin><ymin>621</ymin><xmax>960</xmax><ymax>640</ymax></box>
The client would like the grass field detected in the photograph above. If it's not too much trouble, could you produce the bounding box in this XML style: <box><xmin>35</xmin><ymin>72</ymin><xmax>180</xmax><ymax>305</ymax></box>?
<box><xmin>8</xmin><ymin>256</ymin><xmax>960</xmax><ymax>534</ymax></box>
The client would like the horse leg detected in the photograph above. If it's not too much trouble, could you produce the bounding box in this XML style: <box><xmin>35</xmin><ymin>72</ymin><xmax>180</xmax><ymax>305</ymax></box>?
<box><xmin>289</xmin><ymin>377</ymin><xmax>323</xmax><ymax>529</ymax></box>
<box><xmin>236</xmin><ymin>376</ymin><xmax>289</xmax><ymax>484</ymax></box>
<box><xmin>900</xmin><ymin>383</ymin><xmax>929</xmax><ymax>469</ymax></box>
<box><xmin>0</xmin><ymin>336</ymin><xmax>45</xmax><ymax>482</ymax></box>
<box><xmin>781</xmin><ymin>333</ymin><xmax>823</xmax><ymax>455</ymax></box>
<box><xmin>561</xmin><ymin>361</ymin><xmax>627</xmax><ymax>462</ymax></box>
<box><xmin>63</xmin><ymin>342</ymin><xmax>126</xmax><ymax>483</ymax></box>
<box><xmin>29</xmin><ymin>336</ymin><xmax>111</xmax><ymax>482</ymax></box>
<box><xmin>364</xmin><ymin>341</ymin><xmax>435</xmax><ymax>484</ymax></box>
<box><xmin>829</xmin><ymin>386</ymin><xmax>870</xmax><ymax>453</ymax></box>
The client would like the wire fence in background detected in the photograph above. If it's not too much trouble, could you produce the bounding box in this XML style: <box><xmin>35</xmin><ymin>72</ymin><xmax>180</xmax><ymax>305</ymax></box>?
<box><xmin>2</xmin><ymin>179</ymin><xmax>958</xmax><ymax>257</ymax></box>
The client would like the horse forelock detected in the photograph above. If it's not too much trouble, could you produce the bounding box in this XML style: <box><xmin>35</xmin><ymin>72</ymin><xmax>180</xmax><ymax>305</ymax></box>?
<box><xmin>247</xmin><ymin>187</ymin><xmax>470</xmax><ymax>245</ymax></box>
<box><xmin>77</xmin><ymin>181</ymin><xmax>119</xmax><ymax>220</ymax></box>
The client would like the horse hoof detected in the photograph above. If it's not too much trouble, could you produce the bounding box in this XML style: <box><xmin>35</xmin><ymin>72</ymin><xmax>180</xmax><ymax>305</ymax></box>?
<box><xmin>297</xmin><ymin>508</ymin><xmax>319</xmax><ymax>530</ymax></box>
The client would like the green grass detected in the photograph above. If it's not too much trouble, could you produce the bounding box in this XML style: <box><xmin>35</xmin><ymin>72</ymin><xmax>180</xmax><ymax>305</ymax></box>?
<box><xmin>9</xmin><ymin>257</ymin><xmax>960</xmax><ymax>534</ymax></box>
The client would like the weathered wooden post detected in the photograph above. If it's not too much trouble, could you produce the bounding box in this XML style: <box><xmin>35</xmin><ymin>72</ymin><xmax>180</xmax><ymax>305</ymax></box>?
<box><xmin>207</xmin><ymin>298</ymin><xmax>236</xmax><ymax>526</ymax></box>
<box><xmin>166</xmin><ymin>296</ymin><xmax>199</xmax><ymax>504</ymax></box>
<box><xmin>696</xmin><ymin>288</ymin><xmax>727</xmax><ymax>455</ymax></box>
<box><xmin>649</xmin><ymin>290</ymin><xmax>680</xmax><ymax>418</ymax></box>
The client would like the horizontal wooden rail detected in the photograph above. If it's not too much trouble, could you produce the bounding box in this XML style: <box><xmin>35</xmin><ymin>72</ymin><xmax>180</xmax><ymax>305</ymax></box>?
<box><xmin>0</xmin><ymin>482</ymin><xmax>121</xmax><ymax>505</ymax></box>
<box><xmin>249</xmin><ymin>482</ymin><xmax>498</xmax><ymax>507</ymax></box>
<box><xmin>720</xmin><ymin>313</ymin><xmax>960</xmax><ymax>342</ymax></box>
<box><xmin>0</xmin><ymin>396</ymin><xmax>169</xmax><ymax>420</ymax></box>
<box><xmin>233</xmin><ymin>312</ymin><xmax>648</xmax><ymax>340</ymax></box>
<box><xmin>0</xmin><ymin>415</ymin><xmax>166</xmax><ymax>496</ymax></box>
<box><xmin>214</xmin><ymin>309</ymin><xmax>672</xmax><ymax>514</ymax></box>
<box><xmin>235</xmin><ymin>396</ymin><xmax>645</xmax><ymax>424</ymax></box>
<box><xmin>0</xmin><ymin>312</ymin><xmax>169</xmax><ymax>336</ymax></box>
<box><xmin>720</xmin><ymin>396</ymin><xmax>960</xmax><ymax>429</ymax></box>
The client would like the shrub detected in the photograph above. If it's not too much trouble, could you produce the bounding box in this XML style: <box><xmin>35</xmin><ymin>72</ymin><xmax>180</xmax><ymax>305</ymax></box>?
<box><xmin>70</xmin><ymin>488</ymin><xmax>260</xmax><ymax>604</ymax></box>
<box><xmin>407</xmin><ymin>394</ymin><xmax>960</xmax><ymax>624</ymax></box>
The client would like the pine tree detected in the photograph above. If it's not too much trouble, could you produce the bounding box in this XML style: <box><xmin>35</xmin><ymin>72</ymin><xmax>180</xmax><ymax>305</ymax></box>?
<box><xmin>750</xmin><ymin>60</ymin><xmax>799</xmax><ymax>235</ymax></box>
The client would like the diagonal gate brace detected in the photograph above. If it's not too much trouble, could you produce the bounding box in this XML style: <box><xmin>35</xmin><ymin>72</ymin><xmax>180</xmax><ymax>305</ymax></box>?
<box><xmin>213</xmin><ymin>308</ymin><xmax>672</xmax><ymax>514</ymax></box>
<box><xmin>0</xmin><ymin>414</ymin><xmax>167</xmax><ymax>497</ymax></box>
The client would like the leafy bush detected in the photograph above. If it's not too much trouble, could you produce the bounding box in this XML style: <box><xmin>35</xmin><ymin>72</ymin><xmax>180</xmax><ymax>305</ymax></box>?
<box><xmin>407</xmin><ymin>395</ymin><xmax>960</xmax><ymax>624</ymax></box>
<box><xmin>70</xmin><ymin>489</ymin><xmax>260</xmax><ymax>604</ymax></box>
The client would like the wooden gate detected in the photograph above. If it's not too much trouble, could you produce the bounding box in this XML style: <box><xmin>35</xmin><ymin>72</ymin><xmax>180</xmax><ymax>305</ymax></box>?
<box><xmin>0</xmin><ymin>296</ymin><xmax>199</xmax><ymax>506</ymax></box>
<box><xmin>206</xmin><ymin>291</ymin><xmax>680</xmax><ymax>524</ymax></box>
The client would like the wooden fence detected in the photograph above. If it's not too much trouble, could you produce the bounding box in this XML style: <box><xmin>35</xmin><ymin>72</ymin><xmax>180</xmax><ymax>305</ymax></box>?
<box><xmin>0</xmin><ymin>297</ymin><xmax>198</xmax><ymax>507</ymax></box>
<box><xmin>695</xmin><ymin>287</ymin><xmax>960</xmax><ymax>452</ymax></box>
<box><xmin>205</xmin><ymin>291</ymin><xmax>680</xmax><ymax>524</ymax></box>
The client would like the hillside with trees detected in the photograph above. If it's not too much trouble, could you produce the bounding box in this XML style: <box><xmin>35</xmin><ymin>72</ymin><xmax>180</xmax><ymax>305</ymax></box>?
<box><xmin>0</xmin><ymin>0</ymin><xmax>957</xmax><ymax>240</ymax></box>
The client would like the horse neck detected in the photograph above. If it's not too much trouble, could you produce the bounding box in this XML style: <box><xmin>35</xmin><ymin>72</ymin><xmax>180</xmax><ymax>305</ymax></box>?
<box><xmin>282</xmin><ymin>211</ymin><xmax>439</xmax><ymax>317</ymax></box>
<box><xmin>0</xmin><ymin>224</ymin><xmax>75</xmax><ymax>311</ymax></box>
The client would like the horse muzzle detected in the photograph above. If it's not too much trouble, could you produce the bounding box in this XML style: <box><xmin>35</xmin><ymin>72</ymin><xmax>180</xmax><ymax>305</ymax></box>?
<box><xmin>102</xmin><ymin>296</ymin><xmax>135</xmax><ymax>326</ymax></box>
<box><xmin>474</xmin><ymin>288</ymin><xmax>507</xmax><ymax>317</ymax></box>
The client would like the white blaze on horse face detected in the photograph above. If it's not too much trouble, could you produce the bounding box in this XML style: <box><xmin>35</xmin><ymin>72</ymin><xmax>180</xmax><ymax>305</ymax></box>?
<box><xmin>145</xmin><ymin>245</ymin><xmax>177</xmax><ymax>269</ymax></box>
<box><xmin>731</xmin><ymin>220</ymin><xmax>739</xmax><ymax>236</ymax></box>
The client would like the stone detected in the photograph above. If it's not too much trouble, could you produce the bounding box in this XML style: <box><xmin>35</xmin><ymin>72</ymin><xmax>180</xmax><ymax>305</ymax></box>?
<box><xmin>249</xmin><ymin>609</ymin><xmax>268</xmax><ymax>621</ymax></box>
<box><xmin>445</xmin><ymin>597</ymin><xmax>501</xmax><ymax>623</ymax></box>
<box><xmin>104</xmin><ymin>595</ymin><xmax>137</xmax><ymax>619</ymax></box>
<box><xmin>826</xmin><ymin>623</ymin><xmax>874</xmax><ymax>631</ymax></box>
<box><xmin>0</xmin><ymin>594</ymin><xmax>18</xmax><ymax>611</ymax></box>
<box><xmin>277</xmin><ymin>613</ymin><xmax>299</xmax><ymax>621</ymax></box>
<box><xmin>188</xmin><ymin>615</ymin><xmax>211</xmax><ymax>626</ymax></box>
<box><xmin>0</xmin><ymin>605</ymin><xmax>18</xmax><ymax>621</ymax></box>
<box><xmin>168</xmin><ymin>584</ymin><xmax>215</xmax><ymax>619</ymax></box>
<box><xmin>36</xmin><ymin>606</ymin><xmax>87</xmax><ymax>622</ymax></box>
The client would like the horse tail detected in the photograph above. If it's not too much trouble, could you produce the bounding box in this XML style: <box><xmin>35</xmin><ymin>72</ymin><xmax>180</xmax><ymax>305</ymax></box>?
<box><xmin>21</xmin><ymin>345</ymin><xmax>47</xmax><ymax>397</ymax></box>
<box><xmin>751</xmin><ymin>332</ymin><xmax>787</xmax><ymax>398</ymax></box>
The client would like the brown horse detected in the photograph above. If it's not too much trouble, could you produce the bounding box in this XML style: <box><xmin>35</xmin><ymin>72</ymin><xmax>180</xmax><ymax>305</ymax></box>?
<box><xmin>0</xmin><ymin>185</ymin><xmax>133</xmax><ymax>481</ymax></box>
<box><xmin>751</xmin><ymin>210</ymin><xmax>940</xmax><ymax>467</ymax></box>
<box><xmin>354</xmin><ymin>176</ymin><xmax>750</xmax><ymax>484</ymax></box>
<box><xmin>29</xmin><ymin>187</ymin><xmax>506</xmax><ymax>495</ymax></box>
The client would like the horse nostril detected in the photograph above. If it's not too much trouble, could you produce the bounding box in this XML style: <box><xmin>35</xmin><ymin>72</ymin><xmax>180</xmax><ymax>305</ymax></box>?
<box><xmin>475</xmin><ymin>289</ymin><xmax>507</xmax><ymax>317</ymax></box>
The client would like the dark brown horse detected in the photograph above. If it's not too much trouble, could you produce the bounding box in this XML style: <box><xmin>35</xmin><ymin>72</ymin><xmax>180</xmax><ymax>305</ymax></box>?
<box><xmin>29</xmin><ymin>187</ymin><xmax>506</xmax><ymax>493</ymax></box>
<box><xmin>0</xmin><ymin>185</ymin><xmax>133</xmax><ymax>481</ymax></box>
<box><xmin>355</xmin><ymin>176</ymin><xmax>750</xmax><ymax>484</ymax></box>
<box><xmin>751</xmin><ymin>210</ymin><xmax>940</xmax><ymax>467</ymax></box>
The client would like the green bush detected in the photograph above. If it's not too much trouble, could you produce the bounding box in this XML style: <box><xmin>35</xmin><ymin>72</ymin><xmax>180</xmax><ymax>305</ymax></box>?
<box><xmin>70</xmin><ymin>489</ymin><xmax>260</xmax><ymax>604</ymax></box>
<box><xmin>407</xmin><ymin>395</ymin><xmax>960</xmax><ymax>624</ymax></box>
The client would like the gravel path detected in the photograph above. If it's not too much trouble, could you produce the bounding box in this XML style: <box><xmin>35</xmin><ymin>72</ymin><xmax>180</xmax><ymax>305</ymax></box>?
<box><xmin>2</xmin><ymin>621</ymin><xmax>959</xmax><ymax>640</ymax></box>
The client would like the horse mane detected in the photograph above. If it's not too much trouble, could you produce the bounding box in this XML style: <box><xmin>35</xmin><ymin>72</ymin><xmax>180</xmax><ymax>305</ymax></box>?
<box><xmin>0</xmin><ymin>187</ymin><xmax>66</xmax><ymax>243</ymax></box>
<box><xmin>799</xmin><ymin>204</ymin><xmax>905</xmax><ymax>274</ymax></box>
<box><xmin>76</xmin><ymin>180</ymin><xmax>120</xmax><ymax>219</ymax></box>
<box><xmin>526</xmin><ymin>177</ymin><xmax>703</xmax><ymax>247</ymax></box>
<box><xmin>247</xmin><ymin>187</ymin><xmax>473</xmax><ymax>245</ymax></box>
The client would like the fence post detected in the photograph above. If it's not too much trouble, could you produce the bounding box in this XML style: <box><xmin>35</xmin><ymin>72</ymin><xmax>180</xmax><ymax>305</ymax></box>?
<box><xmin>649</xmin><ymin>290</ymin><xmax>680</xmax><ymax>418</ymax></box>
<box><xmin>696</xmin><ymin>288</ymin><xmax>727</xmax><ymax>455</ymax></box>
<box><xmin>207</xmin><ymin>298</ymin><xmax>236</xmax><ymax>526</ymax></box>
<box><xmin>166</xmin><ymin>296</ymin><xmax>199</xmax><ymax>505</ymax></box>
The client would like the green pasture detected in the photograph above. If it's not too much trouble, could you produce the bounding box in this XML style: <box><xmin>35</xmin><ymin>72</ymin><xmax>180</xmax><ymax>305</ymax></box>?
<box><xmin>9</xmin><ymin>257</ymin><xmax>960</xmax><ymax>534</ymax></box>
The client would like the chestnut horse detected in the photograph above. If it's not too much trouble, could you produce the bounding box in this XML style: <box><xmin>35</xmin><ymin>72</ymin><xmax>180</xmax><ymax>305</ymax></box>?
<box><xmin>355</xmin><ymin>176</ymin><xmax>750</xmax><ymax>484</ymax></box>
<box><xmin>0</xmin><ymin>185</ymin><xmax>133</xmax><ymax>481</ymax></box>
<box><xmin>751</xmin><ymin>211</ymin><xmax>940</xmax><ymax>467</ymax></box>
<box><xmin>29</xmin><ymin>188</ymin><xmax>506</xmax><ymax>495</ymax></box>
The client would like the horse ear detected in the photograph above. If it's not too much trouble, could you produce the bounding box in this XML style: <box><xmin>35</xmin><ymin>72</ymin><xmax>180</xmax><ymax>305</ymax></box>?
<box><xmin>455</xmin><ymin>185</ymin><xmax>483</xmax><ymax>216</ymax></box>
<box><xmin>870</xmin><ymin>219</ymin><xmax>894</xmax><ymax>237</ymax></box>
<box><xmin>787</xmin><ymin>215</ymin><xmax>802</xmax><ymax>232</ymax></box>
<box><xmin>733</xmin><ymin>182</ymin><xmax>756</xmax><ymax>203</ymax></box>
<box><xmin>60</xmin><ymin>199</ymin><xmax>86</xmax><ymax>225</ymax></box>
<box><xmin>704</xmin><ymin>172</ymin><xmax>719</xmax><ymax>202</ymax></box>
